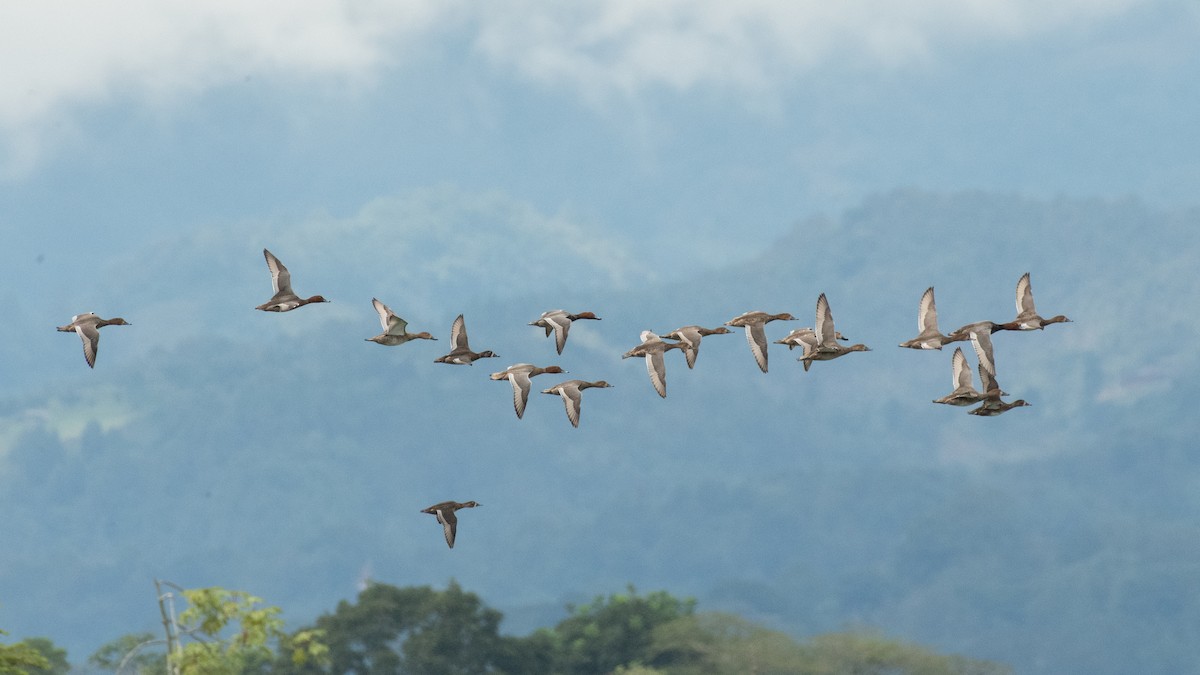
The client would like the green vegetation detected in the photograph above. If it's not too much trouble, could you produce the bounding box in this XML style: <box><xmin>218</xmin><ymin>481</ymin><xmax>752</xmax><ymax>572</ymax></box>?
<box><xmin>70</xmin><ymin>582</ymin><xmax>1007</xmax><ymax>674</ymax></box>
<box><xmin>87</xmin><ymin>633</ymin><xmax>164</xmax><ymax>675</ymax></box>
<box><xmin>0</xmin><ymin>630</ymin><xmax>50</xmax><ymax>675</ymax></box>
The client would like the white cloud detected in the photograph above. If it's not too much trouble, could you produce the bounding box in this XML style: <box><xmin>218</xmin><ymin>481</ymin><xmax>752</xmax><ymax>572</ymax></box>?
<box><xmin>471</xmin><ymin>0</ymin><xmax>1145</xmax><ymax>95</ymax></box>
<box><xmin>0</xmin><ymin>0</ymin><xmax>448</xmax><ymax>174</ymax></box>
<box><xmin>0</xmin><ymin>0</ymin><xmax>1148</xmax><ymax>173</ymax></box>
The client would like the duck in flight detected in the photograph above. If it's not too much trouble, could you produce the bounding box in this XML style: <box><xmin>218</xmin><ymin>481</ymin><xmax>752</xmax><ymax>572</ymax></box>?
<box><xmin>622</xmin><ymin>331</ymin><xmax>684</xmax><ymax>398</ymax></box>
<box><xmin>541</xmin><ymin>379</ymin><xmax>612</xmax><ymax>427</ymax></box>
<box><xmin>56</xmin><ymin>313</ymin><xmax>131</xmax><ymax>368</ymax></box>
<box><xmin>255</xmin><ymin>249</ymin><xmax>329</xmax><ymax>312</ymax></box>
<box><xmin>365</xmin><ymin>298</ymin><xmax>437</xmax><ymax>346</ymax></box>
<box><xmin>725</xmin><ymin>311</ymin><xmax>796</xmax><ymax>373</ymax></box>
<box><xmin>659</xmin><ymin>325</ymin><xmax>732</xmax><ymax>369</ymax></box>
<box><xmin>530</xmin><ymin>309</ymin><xmax>601</xmax><ymax>354</ymax></box>
<box><xmin>490</xmin><ymin>363</ymin><xmax>568</xmax><ymax>419</ymax></box>
<box><xmin>433</xmin><ymin>315</ymin><xmax>499</xmax><ymax>365</ymax></box>
<box><xmin>421</xmin><ymin>500</ymin><xmax>480</xmax><ymax>548</ymax></box>
<box><xmin>899</xmin><ymin>286</ymin><xmax>954</xmax><ymax>350</ymax></box>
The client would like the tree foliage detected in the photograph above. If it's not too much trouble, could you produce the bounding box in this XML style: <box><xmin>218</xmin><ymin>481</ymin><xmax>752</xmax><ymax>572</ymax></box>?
<box><xmin>16</xmin><ymin>639</ymin><xmax>68</xmax><ymax>675</ymax></box>
<box><xmin>87</xmin><ymin>632</ymin><xmax>166</xmax><ymax>675</ymax></box>
<box><xmin>800</xmin><ymin>631</ymin><xmax>1011</xmax><ymax>675</ymax></box>
<box><xmin>287</xmin><ymin>580</ymin><xmax>513</xmax><ymax>675</ymax></box>
<box><xmin>171</xmin><ymin>587</ymin><xmax>327</xmax><ymax>675</ymax></box>
<box><xmin>644</xmin><ymin>612</ymin><xmax>808</xmax><ymax>674</ymax></box>
<box><xmin>550</xmin><ymin>586</ymin><xmax>696</xmax><ymax>675</ymax></box>
<box><xmin>75</xmin><ymin>581</ymin><xmax>1009</xmax><ymax>675</ymax></box>
<box><xmin>0</xmin><ymin>630</ymin><xmax>49</xmax><ymax>675</ymax></box>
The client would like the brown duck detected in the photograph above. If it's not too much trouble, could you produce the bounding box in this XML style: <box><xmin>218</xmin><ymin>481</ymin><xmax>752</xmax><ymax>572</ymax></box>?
<box><xmin>421</xmin><ymin>500</ymin><xmax>480</xmax><ymax>548</ymax></box>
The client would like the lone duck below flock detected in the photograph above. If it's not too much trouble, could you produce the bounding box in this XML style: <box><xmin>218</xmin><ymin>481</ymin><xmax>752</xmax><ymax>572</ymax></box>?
<box><xmin>57</xmin><ymin>249</ymin><xmax>1070</xmax><ymax>547</ymax></box>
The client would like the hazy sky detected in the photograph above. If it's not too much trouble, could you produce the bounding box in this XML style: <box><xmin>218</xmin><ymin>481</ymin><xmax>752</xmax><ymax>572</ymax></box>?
<box><xmin>2</xmin><ymin>1</ymin><xmax>1198</xmax><ymax>278</ymax></box>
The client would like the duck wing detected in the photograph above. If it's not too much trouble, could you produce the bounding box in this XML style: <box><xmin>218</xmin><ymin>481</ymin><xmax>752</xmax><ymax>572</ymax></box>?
<box><xmin>544</xmin><ymin>312</ymin><xmax>572</xmax><ymax>354</ymax></box>
<box><xmin>918</xmin><ymin>286</ymin><xmax>939</xmax><ymax>334</ymax></box>
<box><xmin>1015</xmin><ymin>272</ymin><xmax>1036</xmax><ymax>315</ymax></box>
<box><xmin>263</xmin><ymin>249</ymin><xmax>292</xmax><ymax>295</ymax></box>
<box><xmin>645</xmin><ymin>350</ymin><xmax>668</xmax><ymax>398</ymax></box>
<box><xmin>508</xmin><ymin>371</ymin><xmax>533</xmax><ymax>418</ymax></box>
<box><xmin>76</xmin><ymin>323</ymin><xmax>100</xmax><ymax>368</ymax></box>
<box><xmin>435</xmin><ymin>508</ymin><xmax>458</xmax><ymax>548</ymax></box>
<box><xmin>449</xmin><ymin>314</ymin><xmax>469</xmax><ymax>350</ymax></box>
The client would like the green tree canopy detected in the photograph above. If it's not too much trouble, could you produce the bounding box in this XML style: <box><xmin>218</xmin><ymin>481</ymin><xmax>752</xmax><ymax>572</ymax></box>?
<box><xmin>87</xmin><ymin>632</ymin><xmax>166</xmax><ymax>675</ymax></box>
<box><xmin>171</xmin><ymin>587</ymin><xmax>327</xmax><ymax>675</ymax></box>
<box><xmin>800</xmin><ymin>631</ymin><xmax>1011</xmax><ymax>675</ymax></box>
<box><xmin>17</xmin><ymin>639</ymin><xmax>68</xmax><ymax>675</ymax></box>
<box><xmin>550</xmin><ymin>586</ymin><xmax>696</xmax><ymax>675</ymax></box>
<box><xmin>289</xmin><ymin>580</ymin><xmax>516</xmax><ymax>674</ymax></box>
<box><xmin>644</xmin><ymin>612</ymin><xmax>808</xmax><ymax>674</ymax></box>
<box><xmin>0</xmin><ymin>630</ymin><xmax>50</xmax><ymax>675</ymax></box>
<box><xmin>80</xmin><ymin>581</ymin><xmax>1013</xmax><ymax>675</ymax></box>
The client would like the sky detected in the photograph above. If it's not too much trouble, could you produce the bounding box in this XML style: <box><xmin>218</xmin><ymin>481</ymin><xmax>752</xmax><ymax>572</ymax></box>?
<box><xmin>2</xmin><ymin>0</ymin><xmax>1199</xmax><ymax>281</ymax></box>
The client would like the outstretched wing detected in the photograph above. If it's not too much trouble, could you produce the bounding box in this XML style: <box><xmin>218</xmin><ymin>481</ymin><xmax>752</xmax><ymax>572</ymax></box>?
<box><xmin>646</xmin><ymin>352</ymin><xmax>668</xmax><ymax>398</ymax></box>
<box><xmin>449</xmin><ymin>314</ymin><xmax>469</xmax><ymax>350</ymax></box>
<box><xmin>558</xmin><ymin>386</ymin><xmax>583</xmax><ymax>427</ymax></box>
<box><xmin>509</xmin><ymin>372</ymin><xmax>533</xmax><ymax>418</ymax></box>
<box><xmin>435</xmin><ymin>508</ymin><xmax>458</xmax><ymax>548</ymax></box>
<box><xmin>76</xmin><ymin>324</ymin><xmax>100</xmax><ymax>369</ymax></box>
<box><xmin>918</xmin><ymin>286</ymin><xmax>938</xmax><ymax>334</ymax></box>
<box><xmin>263</xmin><ymin>249</ymin><xmax>292</xmax><ymax>295</ymax></box>
<box><xmin>969</xmin><ymin>328</ymin><xmax>997</xmax><ymax>377</ymax></box>
<box><xmin>1015</xmin><ymin>273</ymin><xmax>1036</xmax><ymax>315</ymax></box>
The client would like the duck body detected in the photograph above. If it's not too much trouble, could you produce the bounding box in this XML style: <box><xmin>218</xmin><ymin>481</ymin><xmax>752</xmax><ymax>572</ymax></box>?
<box><xmin>57</xmin><ymin>313</ymin><xmax>131</xmax><ymax>368</ymax></box>
<box><xmin>775</xmin><ymin>327</ymin><xmax>848</xmax><ymax>371</ymax></box>
<box><xmin>490</xmin><ymin>363</ymin><xmax>568</xmax><ymax>418</ymax></box>
<box><xmin>965</xmin><ymin>331</ymin><xmax>1027</xmax><ymax>415</ymax></box>
<box><xmin>725</xmin><ymin>311</ymin><xmax>796</xmax><ymax>373</ymax></box>
<box><xmin>969</xmin><ymin>398</ymin><xmax>1031</xmax><ymax>416</ymax></box>
<box><xmin>541</xmin><ymin>379</ymin><xmax>612</xmax><ymax>427</ymax></box>
<box><xmin>799</xmin><ymin>294</ymin><xmax>870</xmax><ymax>368</ymax></box>
<box><xmin>659</xmin><ymin>325</ymin><xmax>732</xmax><ymax>369</ymax></box>
<box><xmin>530</xmin><ymin>309</ymin><xmax>601</xmax><ymax>354</ymax></box>
<box><xmin>932</xmin><ymin>347</ymin><xmax>986</xmax><ymax>406</ymax></box>
<box><xmin>622</xmin><ymin>331</ymin><xmax>684</xmax><ymax>398</ymax></box>
<box><xmin>255</xmin><ymin>249</ymin><xmax>328</xmax><ymax>312</ymax></box>
<box><xmin>946</xmin><ymin>320</ymin><xmax>1006</xmax><ymax>344</ymax></box>
<box><xmin>899</xmin><ymin>286</ymin><xmax>954</xmax><ymax>350</ymax></box>
<box><xmin>1005</xmin><ymin>273</ymin><xmax>1072</xmax><ymax>331</ymax></box>
<box><xmin>365</xmin><ymin>298</ymin><xmax>437</xmax><ymax>346</ymax></box>
<box><xmin>421</xmin><ymin>501</ymin><xmax>480</xmax><ymax>548</ymax></box>
<box><xmin>434</xmin><ymin>314</ymin><xmax>499</xmax><ymax>365</ymax></box>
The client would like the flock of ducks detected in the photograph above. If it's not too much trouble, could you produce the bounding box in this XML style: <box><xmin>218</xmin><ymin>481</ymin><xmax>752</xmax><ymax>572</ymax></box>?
<box><xmin>54</xmin><ymin>249</ymin><xmax>1071</xmax><ymax>547</ymax></box>
<box><xmin>897</xmin><ymin>274</ymin><xmax>1072</xmax><ymax>416</ymax></box>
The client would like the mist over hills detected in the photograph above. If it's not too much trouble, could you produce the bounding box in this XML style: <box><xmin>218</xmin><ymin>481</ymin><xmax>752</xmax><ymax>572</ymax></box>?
<box><xmin>2</xmin><ymin>189</ymin><xmax>1198</xmax><ymax>674</ymax></box>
